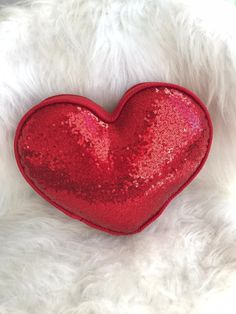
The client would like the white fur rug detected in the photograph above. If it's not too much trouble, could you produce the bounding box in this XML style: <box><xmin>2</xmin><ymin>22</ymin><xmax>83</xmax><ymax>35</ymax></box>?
<box><xmin>1</xmin><ymin>0</ymin><xmax>236</xmax><ymax>313</ymax></box>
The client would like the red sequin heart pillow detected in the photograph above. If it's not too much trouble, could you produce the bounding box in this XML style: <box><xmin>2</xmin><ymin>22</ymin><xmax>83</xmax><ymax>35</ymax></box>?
<box><xmin>14</xmin><ymin>82</ymin><xmax>212</xmax><ymax>235</ymax></box>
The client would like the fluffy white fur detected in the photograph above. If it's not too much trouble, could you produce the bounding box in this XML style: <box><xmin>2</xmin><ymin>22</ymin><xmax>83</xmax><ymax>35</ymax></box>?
<box><xmin>0</xmin><ymin>0</ymin><xmax>236</xmax><ymax>313</ymax></box>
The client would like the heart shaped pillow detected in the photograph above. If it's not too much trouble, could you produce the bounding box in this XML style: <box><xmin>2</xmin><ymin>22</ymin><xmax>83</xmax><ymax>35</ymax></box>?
<box><xmin>14</xmin><ymin>82</ymin><xmax>212</xmax><ymax>235</ymax></box>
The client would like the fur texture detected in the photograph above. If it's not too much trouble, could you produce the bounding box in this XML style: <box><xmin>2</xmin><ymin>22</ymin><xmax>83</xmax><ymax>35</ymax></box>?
<box><xmin>0</xmin><ymin>0</ymin><xmax>236</xmax><ymax>313</ymax></box>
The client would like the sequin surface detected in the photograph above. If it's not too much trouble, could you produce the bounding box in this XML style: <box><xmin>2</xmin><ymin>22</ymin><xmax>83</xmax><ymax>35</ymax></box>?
<box><xmin>15</xmin><ymin>83</ymin><xmax>212</xmax><ymax>235</ymax></box>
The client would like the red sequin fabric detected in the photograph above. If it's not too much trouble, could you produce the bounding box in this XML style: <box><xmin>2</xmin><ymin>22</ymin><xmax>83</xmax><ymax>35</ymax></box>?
<box><xmin>15</xmin><ymin>83</ymin><xmax>212</xmax><ymax>235</ymax></box>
